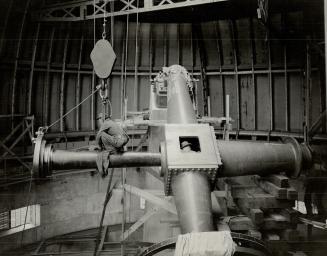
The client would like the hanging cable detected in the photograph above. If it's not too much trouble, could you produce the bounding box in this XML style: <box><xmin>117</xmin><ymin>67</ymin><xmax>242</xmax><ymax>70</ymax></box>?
<box><xmin>39</xmin><ymin>87</ymin><xmax>100</xmax><ymax>133</ymax></box>
<box><xmin>123</xmin><ymin>1</ymin><xmax>130</xmax><ymax>121</ymax></box>
<box><xmin>93</xmin><ymin>168</ymin><xmax>116</xmax><ymax>256</ymax></box>
<box><xmin>94</xmin><ymin>0</ymin><xmax>96</xmax><ymax>46</ymax></box>
<box><xmin>130</xmin><ymin>0</ymin><xmax>139</xmax><ymax>223</ymax></box>
<box><xmin>121</xmin><ymin>2</ymin><xmax>131</xmax><ymax>253</ymax></box>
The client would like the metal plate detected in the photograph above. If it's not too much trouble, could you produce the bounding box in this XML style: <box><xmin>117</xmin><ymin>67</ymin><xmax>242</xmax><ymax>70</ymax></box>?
<box><xmin>90</xmin><ymin>39</ymin><xmax>116</xmax><ymax>79</ymax></box>
<box><xmin>164</xmin><ymin>124</ymin><xmax>220</xmax><ymax>169</ymax></box>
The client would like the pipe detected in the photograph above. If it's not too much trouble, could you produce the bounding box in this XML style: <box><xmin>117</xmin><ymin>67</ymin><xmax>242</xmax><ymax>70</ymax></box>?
<box><xmin>166</xmin><ymin>65</ymin><xmax>214</xmax><ymax>233</ymax></box>
<box><xmin>217</xmin><ymin>140</ymin><xmax>311</xmax><ymax>178</ymax></box>
<box><xmin>35</xmin><ymin>143</ymin><xmax>162</xmax><ymax>177</ymax></box>
<box><xmin>51</xmin><ymin>150</ymin><xmax>161</xmax><ymax>170</ymax></box>
<box><xmin>166</xmin><ymin>66</ymin><xmax>197</xmax><ymax>124</ymax></box>
<box><xmin>171</xmin><ymin>172</ymin><xmax>214</xmax><ymax>233</ymax></box>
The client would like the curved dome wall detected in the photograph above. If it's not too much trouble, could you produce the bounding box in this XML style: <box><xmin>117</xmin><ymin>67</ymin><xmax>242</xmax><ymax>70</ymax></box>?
<box><xmin>0</xmin><ymin>0</ymin><xmax>325</xmax><ymax>137</ymax></box>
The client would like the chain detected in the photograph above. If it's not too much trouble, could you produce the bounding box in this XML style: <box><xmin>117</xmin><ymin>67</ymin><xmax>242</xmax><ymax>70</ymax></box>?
<box><xmin>102</xmin><ymin>0</ymin><xmax>107</xmax><ymax>39</ymax></box>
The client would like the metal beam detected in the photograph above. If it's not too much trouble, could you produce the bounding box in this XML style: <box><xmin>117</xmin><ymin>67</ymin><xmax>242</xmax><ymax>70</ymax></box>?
<box><xmin>0</xmin><ymin>0</ymin><xmax>13</xmax><ymax>55</ymax></box>
<box><xmin>133</xmin><ymin>18</ymin><xmax>140</xmax><ymax>112</ymax></box>
<box><xmin>60</xmin><ymin>30</ymin><xmax>70</xmax><ymax>132</ymax></box>
<box><xmin>121</xmin><ymin>206</ymin><xmax>159</xmax><ymax>241</ymax></box>
<box><xmin>144</xmin><ymin>167</ymin><xmax>163</xmax><ymax>182</ymax></box>
<box><xmin>249</xmin><ymin>18</ymin><xmax>257</xmax><ymax>130</ymax></box>
<box><xmin>1</xmin><ymin>122</ymin><xmax>33</xmax><ymax>158</ymax></box>
<box><xmin>11</xmin><ymin>0</ymin><xmax>31</xmax><ymax>128</ymax></box>
<box><xmin>44</xmin><ymin>28</ymin><xmax>55</xmax><ymax>127</ymax></box>
<box><xmin>194</xmin><ymin>23</ymin><xmax>209</xmax><ymax>116</ymax></box>
<box><xmin>230</xmin><ymin>20</ymin><xmax>240</xmax><ymax>130</ymax></box>
<box><xmin>1</xmin><ymin>120</ymin><xmax>24</xmax><ymax>145</ymax></box>
<box><xmin>124</xmin><ymin>184</ymin><xmax>177</xmax><ymax>215</ymax></box>
<box><xmin>35</xmin><ymin>0</ymin><xmax>228</xmax><ymax>22</ymax></box>
<box><xmin>281</xmin><ymin>13</ymin><xmax>289</xmax><ymax>132</ymax></box>
<box><xmin>76</xmin><ymin>35</ymin><xmax>84</xmax><ymax>131</ymax></box>
<box><xmin>95</xmin><ymin>225</ymin><xmax>108</xmax><ymax>256</ymax></box>
<box><xmin>28</xmin><ymin>23</ymin><xmax>41</xmax><ymax>115</ymax></box>
<box><xmin>268</xmin><ymin>38</ymin><xmax>274</xmax><ymax>132</ymax></box>
<box><xmin>214</xmin><ymin>21</ymin><xmax>225</xmax><ymax>117</ymax></box>
<box><xmin>0</xmin><ymin>140</ymin><xmax>31</xmax><ymax>170</ymax></box>
<box><xmin>33</xmin><ymin>240</ymin><xmax>46</xmax><ymax>255</ymax></box>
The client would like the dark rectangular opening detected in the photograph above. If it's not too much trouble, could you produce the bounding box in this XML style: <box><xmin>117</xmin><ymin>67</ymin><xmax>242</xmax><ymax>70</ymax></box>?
<box><xmin>179</xmin><ymin>136</ymin><xmax>201</xmax><ymax>152</ymax></box>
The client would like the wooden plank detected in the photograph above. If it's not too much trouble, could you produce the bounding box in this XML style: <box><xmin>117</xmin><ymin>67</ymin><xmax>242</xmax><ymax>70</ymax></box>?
<box><xmin>211</xmin><ymin>192</ymin><xmax>223</xmax><ymax>216</ymax></box>
<box><xmin>235</xmin><ymin>193</ymin><xmax>294</xmax><ymax>209</ymax></box>
<box><xmin>286</xmin><ymin>187</ymin><xmax>298</xmax><ymax>200</ymax></box>
<box><xmin>227</xmin><ymin>216</ymin><xmax>255</xmax><ymax>231</ymax></box>
<box><xmin>281</xmin><ymin>208</ymin><xmax>298</xmax><ymax>224</ymax></box>
<box><xmin>262</xmin><ymin>213</ymin><xmax>292</xmax><ymax>231</ymax></box>
<box><xmin>121</xmin><ymin>206</ymin><xmax>159</xmax><ymax>241</ymax></box>
<box><xmin>255</xmin><ymin>178</ymin><xmax>288</xmax><ymax>199</ymax></box>
<box><xmin>230</xmin><ymin>185</ymin><xmax>262</xmax><ymax>199</ymax></box>
<box><xmin>263</xmin><ymin>174</ymin><xmax>289</xmax><ymax>188</ymax></box>
<box><xmin>124</xmin><ymin>184</ymin><xmax>177</xmax><ymax>215</ymax></box>
<box><xmin>250</xmin><ymin>209</ymin><xmax>264</xmax><ymax>224</ymax></box>
<box><xmin>265</xmin><ymin>233</ymin><xmax>280</xmax><ymax>241</ymax></box>
<box><xmin>247</xmin><ymin>229</ymin><xmax>262</xmax><ymax>240</ymax></box>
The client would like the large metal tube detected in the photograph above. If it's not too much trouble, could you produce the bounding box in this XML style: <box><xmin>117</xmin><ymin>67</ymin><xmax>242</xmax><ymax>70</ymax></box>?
<box><xmin>166</xmin><ymin>65</ymin><xmax>214</xmax><ymax>233</ymax></box>
<box><xmin>171</xmin><ymin>172</ymin><xmax>214</xmax><ymax>233</ymax></box>
<box><xmin>166</xmin><ymin>66</ymin><xmax>197</xmax><ymax>124</ymax></box>
<box><xmin>51</xmin><ymin>150</ymin><xmax>161</xmax><ymax>170</ymax></box>
<box><xmin>33</xmin><ymin>138</ymin><xmax>162</xmax><ymax>177</ymax></box>
<box><xmin>217</xmin><ymin>140</ymin><xmax>312</xmax><ymax>178</ymax></box>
